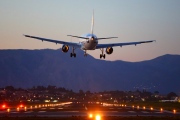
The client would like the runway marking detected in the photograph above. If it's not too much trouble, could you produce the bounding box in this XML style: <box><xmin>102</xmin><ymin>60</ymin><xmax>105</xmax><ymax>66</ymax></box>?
<box><xmin>58</xmin><ymin>108</ymin><xmax>63</xmax><ymax>109</ymax></box>
<box><xmin>41</xmin><ymin>108</ymin><xmax>46</xmax><ymax>109</ymax></box>
<box><xmin>141</xmin><ymin>111</ymin><xmax>149</xmax><ymax>113</ymax></box>
<box><xmin>128</xmin><ymin>111</ymin><xmax>136</xmax><ymax>113</ymax></box>
<box><xmin>108</xmin><ymin>111</ymin><xmax>118</xmax><ymax>112</ymax></box>
<box><xmin>0</xmin><ymin>111</ymin><xmax>6</xmax><ymax>113</ymax></box>
<box><xmin>68</xmin><ymin>111</ymin><xmax>79</xmax><ymax>112</ymax></box>
<box><xmin>50</xmin><ymin>108</ymin><xmax>55</xmax><ymax>109</ymax></box>
<box><xmin>161</xmin><ymin>110</ymin><xmax>173</xmax><ymax>113</ymax></box>
<box><xmin>98</xmin><ymin>111</ymin><xmax>118</xmax><ymax>112</ymax></box>
<box><xmin>11</xmin><ymin>112</ymin><xmax>19</xmax><ymax>113</ymax></box>
<box><xmin>38</xmin><ymin>111</ymin><xmax>46</xmax><ymax>113</ymax></box>
<box><xmin>155</xmin><ymin>112</ymin><xmax>163</xmax><ymax>113</ymax></box>
<box><xmin>24</xmin><ymin>111</ymin><xmax>33</xmax><ymax>113</ymax></box>
<box><xmin>61</xmin><ymin>111</ymin><xmax>79</xmax><ymax>112</ymax></box>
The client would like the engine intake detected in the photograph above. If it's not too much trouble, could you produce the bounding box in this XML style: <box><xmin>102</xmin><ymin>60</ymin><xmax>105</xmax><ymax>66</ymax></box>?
<box><xmin>106</xmin><ymin>47</ymin><xmax>113</xmax><ymax>54</ymax></box>
<box><xmin>62</xmin><ymin>45</ymin><xmax>69</xmax><ymax>53</ymax></box>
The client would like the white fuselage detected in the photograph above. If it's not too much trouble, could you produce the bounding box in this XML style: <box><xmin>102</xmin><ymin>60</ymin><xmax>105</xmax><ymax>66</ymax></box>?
<box><xmin>79</xmin><ymin>33</ymin><xmax>98</xmax><ymax>50</ymax></box>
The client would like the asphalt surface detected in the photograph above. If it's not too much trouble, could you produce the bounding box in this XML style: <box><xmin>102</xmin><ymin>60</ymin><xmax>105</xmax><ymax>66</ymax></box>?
<box><xmin>0</xmin><ymin>102</ymin><xmax>180</xmax><ymax>117</ymax></box>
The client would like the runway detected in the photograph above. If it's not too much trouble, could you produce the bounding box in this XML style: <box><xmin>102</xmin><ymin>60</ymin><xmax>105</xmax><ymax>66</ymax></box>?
<box><xmin>1</xmin><ymin>110</ymin><xmax>179</xmax><ymax>117</ymax></box>
<box><xmin>0</xmin><ymin>102</ymin><xmax>180</xmax><ymax>117</ymax></box>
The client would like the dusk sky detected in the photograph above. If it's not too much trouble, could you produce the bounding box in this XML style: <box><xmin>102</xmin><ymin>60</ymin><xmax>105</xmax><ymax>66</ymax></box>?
<box><xmin>1</xmin><ymin>0</ymin><xmax>180</xmax><ymax>62</ymax></box>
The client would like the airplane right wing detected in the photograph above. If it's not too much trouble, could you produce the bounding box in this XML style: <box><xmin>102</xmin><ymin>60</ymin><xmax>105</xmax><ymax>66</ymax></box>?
<box><xmin>24</xmin><ymin>35</ymin><xmax>81</xmax><ymax>48</ymax></box>
<box><xmin>96</xmin><ymin>40</ymin><xmax>155</xmax><ymax>49</ymax></box>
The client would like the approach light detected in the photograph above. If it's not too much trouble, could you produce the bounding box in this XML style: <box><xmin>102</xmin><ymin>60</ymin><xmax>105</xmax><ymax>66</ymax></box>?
<box><xmin>89</xmin><ymin>113</ymin><xmax>93</xmax><ymax>118</ymax></box>
<box><xmin>20</xmin><ymin>104</ymin><xmax>24</xmax><ymax>108</ymax></box>
<box><xmin>2</xmin><ymin>104</ymin><xmax>6</xmax><ymax>108</ymax></box>
<box><xmin>95</xmin><ymin>114</ymin><xmax>101</xmax><ymax>120</ymax></box>
<box><xmin>173</xmin><ymin>109</ymin><xmax>176</xmax><ymax>114</ymax></box>
<box><xmin>7</xmin><ymin>108</ymin><xmax>10</xmax><ymax>112</ymax></box>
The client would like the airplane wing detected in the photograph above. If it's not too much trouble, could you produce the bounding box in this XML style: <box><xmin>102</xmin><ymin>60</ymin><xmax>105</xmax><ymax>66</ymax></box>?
<box><xmin>96</xmin><ymin>40</ymin><xmax>155</xmax><ymax>49</ymax></box>
<box><xmin>24</xmin><ymin>35</ymin><xmax>81</xmax><ymax>48</ymax></box>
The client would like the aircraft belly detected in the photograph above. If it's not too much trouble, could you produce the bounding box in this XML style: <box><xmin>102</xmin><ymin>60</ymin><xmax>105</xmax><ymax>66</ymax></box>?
<box><xmin>84</xmin><ymin>41</ymin><xmax>97</xmax><ymax>50</ymax></box>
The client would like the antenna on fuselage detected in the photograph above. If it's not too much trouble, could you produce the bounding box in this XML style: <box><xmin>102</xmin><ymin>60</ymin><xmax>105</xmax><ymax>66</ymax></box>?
<box><xmin>91</xmin><ymin>10</ymin><xmax>94</xmax><ymax>34</ymax></box>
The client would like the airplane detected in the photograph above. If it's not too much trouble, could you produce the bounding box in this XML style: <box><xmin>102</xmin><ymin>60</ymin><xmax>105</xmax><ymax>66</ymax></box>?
<box><xmin>24</xmin><ymin>12</ymin><xmax>155</xmax><ymax>59</ymax></box>
<box><xmin>161</xmin><ymin>97</ymin><xmax>179</xmax><ymax>102</ymax></box>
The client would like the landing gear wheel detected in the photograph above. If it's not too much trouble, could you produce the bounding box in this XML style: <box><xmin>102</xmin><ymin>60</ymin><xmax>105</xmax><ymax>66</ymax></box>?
<box><xmin>84</xmin><ymin>50</ymin><xmax>88</xmax><ymax>57</ymax></box>
<box><xmin>70</xmin><ymin>47</ymin><xmax>76</xmax><ymax>58</ymax></box>
<box><xmin>70</xmin><ymin>53</ymin><xmax>76</xmax><ymax>58</ymax></box>
<box><xmin>100</xmin><ymin>54</ymin><xmax>105</xmax><ymax>59</ymax></box>
<box><xmin>84</xmin><ymin>54</ymin><xmax>88</xmax><ymax>57</ymax></box>
<box><xmin>103</xmin><ymin>54</ymin><xmax>105</xmax><ymax>59</ymax></box>
<box><xmin>100</xmin><ymin>48</ymin><xmax>105</xmax><ymax>59</ymax></box>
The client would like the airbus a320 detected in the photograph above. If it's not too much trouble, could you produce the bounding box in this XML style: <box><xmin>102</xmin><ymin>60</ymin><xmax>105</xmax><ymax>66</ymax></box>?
<box><xmin>24</xmin><ymin>12</ymin><xmax>155</xmax><ymax>59</ymax></box>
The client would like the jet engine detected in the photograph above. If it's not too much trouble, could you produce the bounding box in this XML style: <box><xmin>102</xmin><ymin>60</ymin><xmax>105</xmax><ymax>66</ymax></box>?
<box><xmin>62</xmin><ymin>45</ymin><xmax>69</xmax><ymax>53</ymax></box>
<box><xmin>106</xmin><ymin>47</ymin><xmax>113</xmax><ymax>54</ymax></box>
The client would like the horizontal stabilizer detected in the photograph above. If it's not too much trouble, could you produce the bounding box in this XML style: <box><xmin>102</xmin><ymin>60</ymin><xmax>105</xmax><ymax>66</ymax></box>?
<box><xmin>67</xmin><ymin>35</ymin><xmax>88</xmax><ymax>39</ymax></box>
<box><xmin>97</xmin><ymin>37</ymin><xmax>118</xmax><ymax>40</ymax></box>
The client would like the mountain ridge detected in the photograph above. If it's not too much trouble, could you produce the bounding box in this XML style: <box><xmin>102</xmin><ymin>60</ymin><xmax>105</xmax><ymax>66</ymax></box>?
<box><xmin>0</xmin><ymin>49</ymin><xmax>179</xmax><ymax>94</ymax></box>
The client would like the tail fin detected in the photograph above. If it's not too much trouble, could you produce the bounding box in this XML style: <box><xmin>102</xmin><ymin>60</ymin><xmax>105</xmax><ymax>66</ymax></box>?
<box><xmin>174</xmin><ymin>97</ymin><xmax>178</xmax><ymax>101</ymax></box>
<box><xmin>91</xmin><ymin>10</ymin><xmax>94</xmax><ymax>34</ymax></box>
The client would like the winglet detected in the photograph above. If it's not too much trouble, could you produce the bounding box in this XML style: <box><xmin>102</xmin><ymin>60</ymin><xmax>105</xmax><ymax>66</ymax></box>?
<box><xmin>23</xmin><ymin>34</ymin><xmax>32</xmax><ymax>38</ymax></box>
<box><xmin>91</xmin><ymin>10</ymin><xmax>94</xmax><ymax>34</ymax></box>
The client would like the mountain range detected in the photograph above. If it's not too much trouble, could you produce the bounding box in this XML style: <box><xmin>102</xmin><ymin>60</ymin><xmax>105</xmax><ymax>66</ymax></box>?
<box><xmin>0</xmin><ymin>49</ymin><xmax>180</xmax><ymax>94</ymax></box>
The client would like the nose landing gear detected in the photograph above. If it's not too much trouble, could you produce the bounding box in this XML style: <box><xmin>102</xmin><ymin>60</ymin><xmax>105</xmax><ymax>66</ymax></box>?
<box><xmin>84</xmin><ymin>50</ymin><xmax>88</xmax><ymax>57</ymax></box>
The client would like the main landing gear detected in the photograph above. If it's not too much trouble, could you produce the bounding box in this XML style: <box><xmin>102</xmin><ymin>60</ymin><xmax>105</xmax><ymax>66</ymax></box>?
<box><xmin>100</xmin><ymin>48</ymin><xmax>105</xmax><ymax>59</ymax></box>
<box><xmin>70</xmin><ymin>47</ymin><xmax>76</xmax><ymax>58</ymax></box>
<box><xmin>84</xmin><ymin>50</ymin><xmax>88</xmax><ymax>57</ymax></box>
<box><xmin>70</xmin><ymin>53</ymin><xmax>76</xmax><ymax>57</ymax></box>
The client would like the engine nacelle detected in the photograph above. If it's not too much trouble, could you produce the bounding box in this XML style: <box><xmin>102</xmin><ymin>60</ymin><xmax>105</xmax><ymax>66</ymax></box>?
<box><xmin>62</xmin><ymin>45</ymin><xmax>69</xmax><ymax>53</ymax></box>
<box><xmin>106</xmin><ymin>47</ymin><xmax>113</xmax><ymax>54</ymax></box>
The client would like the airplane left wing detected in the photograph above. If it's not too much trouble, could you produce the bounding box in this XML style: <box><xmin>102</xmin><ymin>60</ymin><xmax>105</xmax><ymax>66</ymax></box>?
<box><xmin>24</xmin><ymin>35</ymin><xmax>81</xmax><ymax>48</ymax></box>
<box><xmin>96</xmin><ymin>40</ymin><xmax>155</xmax><ymax>49</ymax></box>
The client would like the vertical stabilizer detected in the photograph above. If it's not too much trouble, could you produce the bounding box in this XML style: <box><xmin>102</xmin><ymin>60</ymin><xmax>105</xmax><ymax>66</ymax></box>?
<box><xmin>91</xmin><ymin>10</ymin><xmax>94</xmax><ymax>34</ymax></box>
